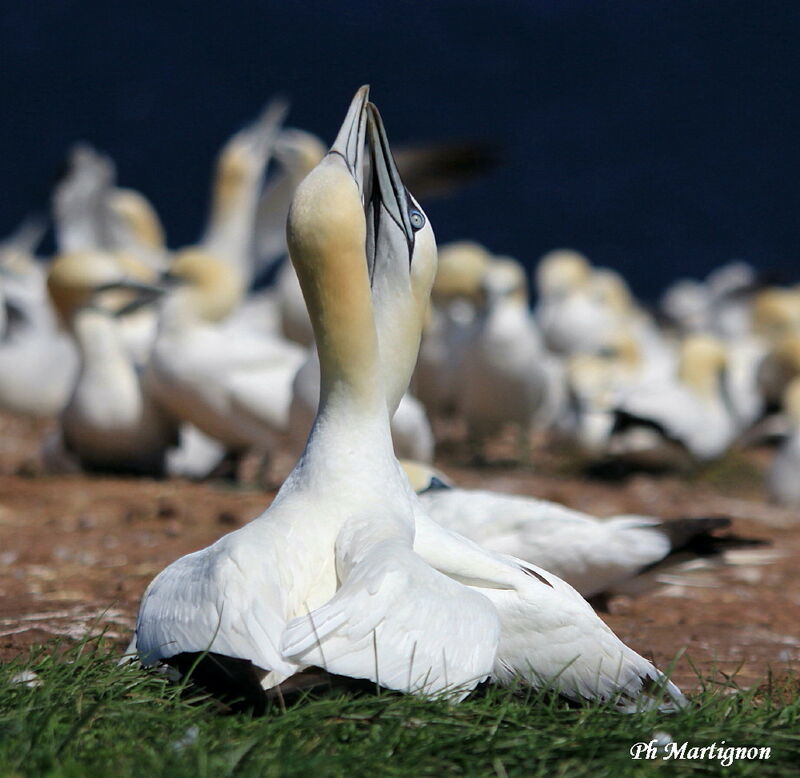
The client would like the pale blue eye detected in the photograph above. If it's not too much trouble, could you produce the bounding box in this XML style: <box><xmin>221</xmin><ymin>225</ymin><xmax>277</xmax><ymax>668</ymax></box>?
<box><xmin>409</xmin><ymin>209</ymin><xmax>425</xmax><ymax>230</ymax></box>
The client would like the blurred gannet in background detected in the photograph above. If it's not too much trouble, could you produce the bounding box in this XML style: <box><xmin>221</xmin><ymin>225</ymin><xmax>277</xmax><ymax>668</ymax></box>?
<box><xmin>767</xmin><ymin>377</ymin><xmax>800</xmax><ymax>506</ymax></box>
<box><xmin>751</xmin><ymin>287</ymin><xmax>800</xmax><ymax>345</ymax></box>
<box><xmin>132</xmin><ymin>88</ymin><xmax>685</xmax><ymax>712</ymax></box>
<box><xmin>608</xmin><ymin>333</ymin><xmax>738</xmax><ymax>465</ymax></box>
<box><xmin>402</xmin><ymin>461</ymin><xmax>760</xmax><ymax>599</ymax></box>
<box><xmin>413</xmin><ymin>240</ymin><xmax>490</xmax><ymax>418</ymax></box>
<box><xmin>0</xmin><ymin>220</ymin><xmax>79</xmax><ymax>417</ymax></box>
<box><xmin>561</xmin><ymin>330</ymin><xmax>646</xmax><ymax>453</ymax></box>
<box><xmin>44</xmin><ymin>253</ymin><xmax>178</xmax><ymax>475</ymax></box>
<box><xmin>459</xmin><ymin>256</ymin><xmax>564</xmax><ymax>456</ymax></box>
<box><xmin>535</xmin><ymin>249</ymin><xmax>618</xmax><ymax>356</ymax></box>
<box><xmin>198</xmin><ymin>99</ymin><xmax>288</xmax><ymax>287</ymax></box>
<box><xmin>660</xmin><ymin>261</ymin><xmax>756</xmax><ymax>338</ymax></box>
<box><xmin>52</xmin><ymin>144</ymin><xmax>169</xmax><ymax>364</ymax></box>
<box><xmin>144</xmin><ymin>249</ymin><xmax>305</xmax><ymax>478</ymax></box>
<box><xmin>756</xmin><ymin>333</ymin><xmax>800</xmax><ymax>412</ymax></box>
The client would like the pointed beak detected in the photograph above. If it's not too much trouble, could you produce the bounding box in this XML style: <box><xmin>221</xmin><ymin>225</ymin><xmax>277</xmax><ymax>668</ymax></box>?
<box><xmin>366</xmin><ymin>102</ymin><xmax>415</xmax><ymax>245</ymax></box>
<box><xmin>246</xmin><ymin>95</ymin><xmax>290</xmax><ymax>159</ymax></box>
<box><xmin>90</xmin><ymin>278</ymin><xmax>168</xmax><ymax>317</ymax></box>
<box><xmin>94</xmin><ymin>279</ymin><xmax>168</xmax><ymax>296</ymax></box>
<box><xmin>328</xmin><ymin>85</ymin><xmax>370</xmax><ymax>198</ymax></box>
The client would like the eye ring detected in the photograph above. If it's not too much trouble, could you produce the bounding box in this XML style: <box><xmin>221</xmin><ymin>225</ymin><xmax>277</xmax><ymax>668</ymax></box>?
<box><xmin>409</xmin><ymin>209</ymin><xmax>425</xmax><ymax>231</ymax></box>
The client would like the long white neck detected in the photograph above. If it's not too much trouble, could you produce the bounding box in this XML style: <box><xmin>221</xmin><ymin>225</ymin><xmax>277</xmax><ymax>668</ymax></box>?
<box><xmin>202</xmin><ymin>163</ymin><xmax>262</xmax><ymax>281</ymax></box>
<box><xmin>72</xmin><ymin>308</ymin><xmax>137</xmax><ymax>385</ymax></box>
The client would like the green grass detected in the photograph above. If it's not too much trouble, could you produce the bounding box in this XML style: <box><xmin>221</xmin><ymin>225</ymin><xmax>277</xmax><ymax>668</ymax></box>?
<box><xmin>1</xmin><ymin>638</ymin><xmax>798</xmax><ymax>777</ymax></box>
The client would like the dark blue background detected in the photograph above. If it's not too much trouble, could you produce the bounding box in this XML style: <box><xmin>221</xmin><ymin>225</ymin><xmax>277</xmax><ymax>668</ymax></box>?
<box><xmin>1</xmin><ymin>0</ymin><xmax>797</xmax><ymax>298</ymax></box>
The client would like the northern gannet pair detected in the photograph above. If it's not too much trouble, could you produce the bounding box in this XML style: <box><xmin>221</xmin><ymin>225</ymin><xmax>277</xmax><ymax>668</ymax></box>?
<box><xmin>402</xmin><ymin>461</ymin><xmax>753</xmax><ymax>599</ymax></box>
<box><xmin>131</xmin><ymin>88</ymin><xmax>685</xmax><ymax>711</ymax></box>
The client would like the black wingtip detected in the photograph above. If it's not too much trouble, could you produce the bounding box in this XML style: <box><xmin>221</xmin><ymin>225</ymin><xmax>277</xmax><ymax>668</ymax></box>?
<box><xmin>167</xmin><ymin>652</ymin><xmax>268</xmax><ymax>715</ymax></box>
<box><xmin>659</xmin><ymin>516</ymin><xmax>770</xmax><ymax>557</ymax></box>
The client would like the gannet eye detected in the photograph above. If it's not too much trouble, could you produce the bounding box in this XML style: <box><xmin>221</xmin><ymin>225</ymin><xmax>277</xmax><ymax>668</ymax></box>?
<box><xmin>409</xmin><ymin>210</ymin><xmax>425</xmax><ymax>231</ymax></box>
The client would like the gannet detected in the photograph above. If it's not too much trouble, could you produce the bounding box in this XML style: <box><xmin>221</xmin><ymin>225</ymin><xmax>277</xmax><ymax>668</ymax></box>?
<box><xmin>751</xmin><ymin>288</ymin><xmax>800</xmax><ymax>345</ymax></box>
<box><xmin>143</xmin><ymin>248</ymin><xmax>306</xmax><ymax>475</ymax></box>
<box><xmin>132</xmin><ymin>88</ymin><xmax>499</xmax><ymax>704</ymax></box>
<box><xmin>45</xmin><ymin>252</ymin><xmax>179</xmax><ymax>475</ymax></box>
<box><xmin>458</xmin><ymin>257</ymin><xmax>564</xmax><ymax>455</ymax></box>
<box><xmin>254</xmin><ymin>128</ymin><xmax>327</xmax><ymax>276</ymax></box>
<box><xmin>0</xmin><ymin>222</ymin><xmax>78</xmax><ymax>418</ymax></box>
<box><xmin>561</xmin><ymin>331</ymin><xmax>645</xmax><ymax>453</ymax></box>
<box><xmin>413</xmin><ymin>241</ymin><xmax>489</xmax><ymax>418</ymax></box>
<box><xmin>199</xmin><ymin>99</ymin><xmax>288</xmax><ymax>286</ymax></box>
<box><xmin>608</xmin><ymin>333</ymin><xmax>739</xmax><ymax>465</ymax></box>
<box><xmin>660</xmin><ymin>261</ymin><xmax>757</xmax><ymax>338</ymax></box>
<box><xmin>535</xmin><ymin>249</ymin><xmax>610</xmax><ymax>355</ymax></box>
<box><xmin>402</xmin><ymin>461</ymin><xmax>750</xmax><ymax>599</ymax></box>
<box><xmin>767</xmin><ymin>377</ymin><xmax>800</xmax><ymax>506</ymax></box>
<box><xmin>51</xmin><ymin>144</ymin><xmax>171</xmax><ymax>365</ymax></box>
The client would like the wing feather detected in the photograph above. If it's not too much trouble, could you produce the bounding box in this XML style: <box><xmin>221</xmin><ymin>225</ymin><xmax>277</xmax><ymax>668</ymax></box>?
<box><xmin>281</xmin><ymin>537</ymin><xmax>499</xmax><ymax>700</ymax></box>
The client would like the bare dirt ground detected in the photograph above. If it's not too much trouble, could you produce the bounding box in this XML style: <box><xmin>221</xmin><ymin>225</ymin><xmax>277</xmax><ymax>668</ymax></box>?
<box><xmin>1</xmin><ymin>411</ymin><xmax>798</xmax><ymax>692</ymax></box>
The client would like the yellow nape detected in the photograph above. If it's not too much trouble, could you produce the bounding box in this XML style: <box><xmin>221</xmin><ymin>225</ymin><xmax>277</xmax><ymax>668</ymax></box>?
<box><xmin>275</xmin><ymin>129</ymin><xmax>327</xmax><ymax>180</ymax></box>
<box><xmin>107</xmin><ymin>188</ymin><xmax>165</xmax><ymax>250</ymax></box>
<box><xmin>47</xmin><ymin>251</ymin><xmax>136</xmax><ymax>321</ymax></box>
<box><xmin>168</xmin><ymin>249</ymin><xmax>244</xmax><ymax>322</ymax></box>
<box><xmin>287</xmin><ymin>159</ymin><xmax>376</xmax><ymax>389</ymax></box>
<box><xmin>478</xmin><ymin>257</ymin><xmax>528</xmax><ymax>307</ymax></box>
<box><xmin>590</xmin><ymin>268</ymin><xmax>634</xmax><ymax>314</ymax></box>
<box><xmin>752</xmin><ymin>288</ymin><xmax>800</xmax><ymax>340</ymax></box>
<box><xmin>678</xmin><ymin>333</ymin><xmax>727</xmax><ymax>397</ymax></box>
<box><xmin>213</xmin><ymin>143</ymin><xmax>256</xmax><ymax>220</ymax></box>
<box><xmin>433</xmin><ymin>241</ymin><xmax>492</xmax><ymax>302</ymax></box>
<box><xmin>536</xmin><ymin>248</ymin><xmax>592</xmax><ymax>295</ymax></box>
<box><xmin>782</xmin><ymin>376</ymin><xmax>800</xmax><ymax>422</ymax></box>
<box><xmin>113</xmin><ymin>252</ymin><xmax>159</xmax><ymax>283</ymax></box>
<box><xmin>771</xmin><ymin>333</ymin><xmax>800</xmax><ymax>375</ymax></box>
<box><xmin>399</xmin><ymin>459</ymin><xmax>451</xmax><ymax>492</ymax></box>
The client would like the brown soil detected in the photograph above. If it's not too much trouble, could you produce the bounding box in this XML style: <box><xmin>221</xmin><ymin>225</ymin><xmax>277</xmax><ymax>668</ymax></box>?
<box><xmin>1</xmin><ymin>412</ymin><xmax>798</xmax><ymax>693</ymax></box>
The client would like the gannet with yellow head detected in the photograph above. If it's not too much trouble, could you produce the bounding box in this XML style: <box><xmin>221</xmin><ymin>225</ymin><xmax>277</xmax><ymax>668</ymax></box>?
<box><xmin>458</xmin><ymin>256</ymin><xmax>565</xmax><ymax>456</ymax></box>
<box><xmin>608</xmin><ymin>333</ymin><xmax>739</xmax><ymax>464</ymax></box>
<box><xmin>143</xmin><ymin>244</ymin><xmax>306</xmax><ymax>471</ymax></box>
<box><xmin>45</xmin><ymin>252</ymin><xmax>178</xmax><ymax>475</ymax></box>
<box><xmin>535</xmin><ymin>249</ymin><xmax>634</xmax><ymax>356</ymax></box>
<box><xmin>200</xmin><ymin>98</ymin><xmax>288</xmax><ymax>286</ymax></box>
<box><xmin>413</xmin><ymin>240</ymin><xmax>490</xmax><ymax>418</ymax></box>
